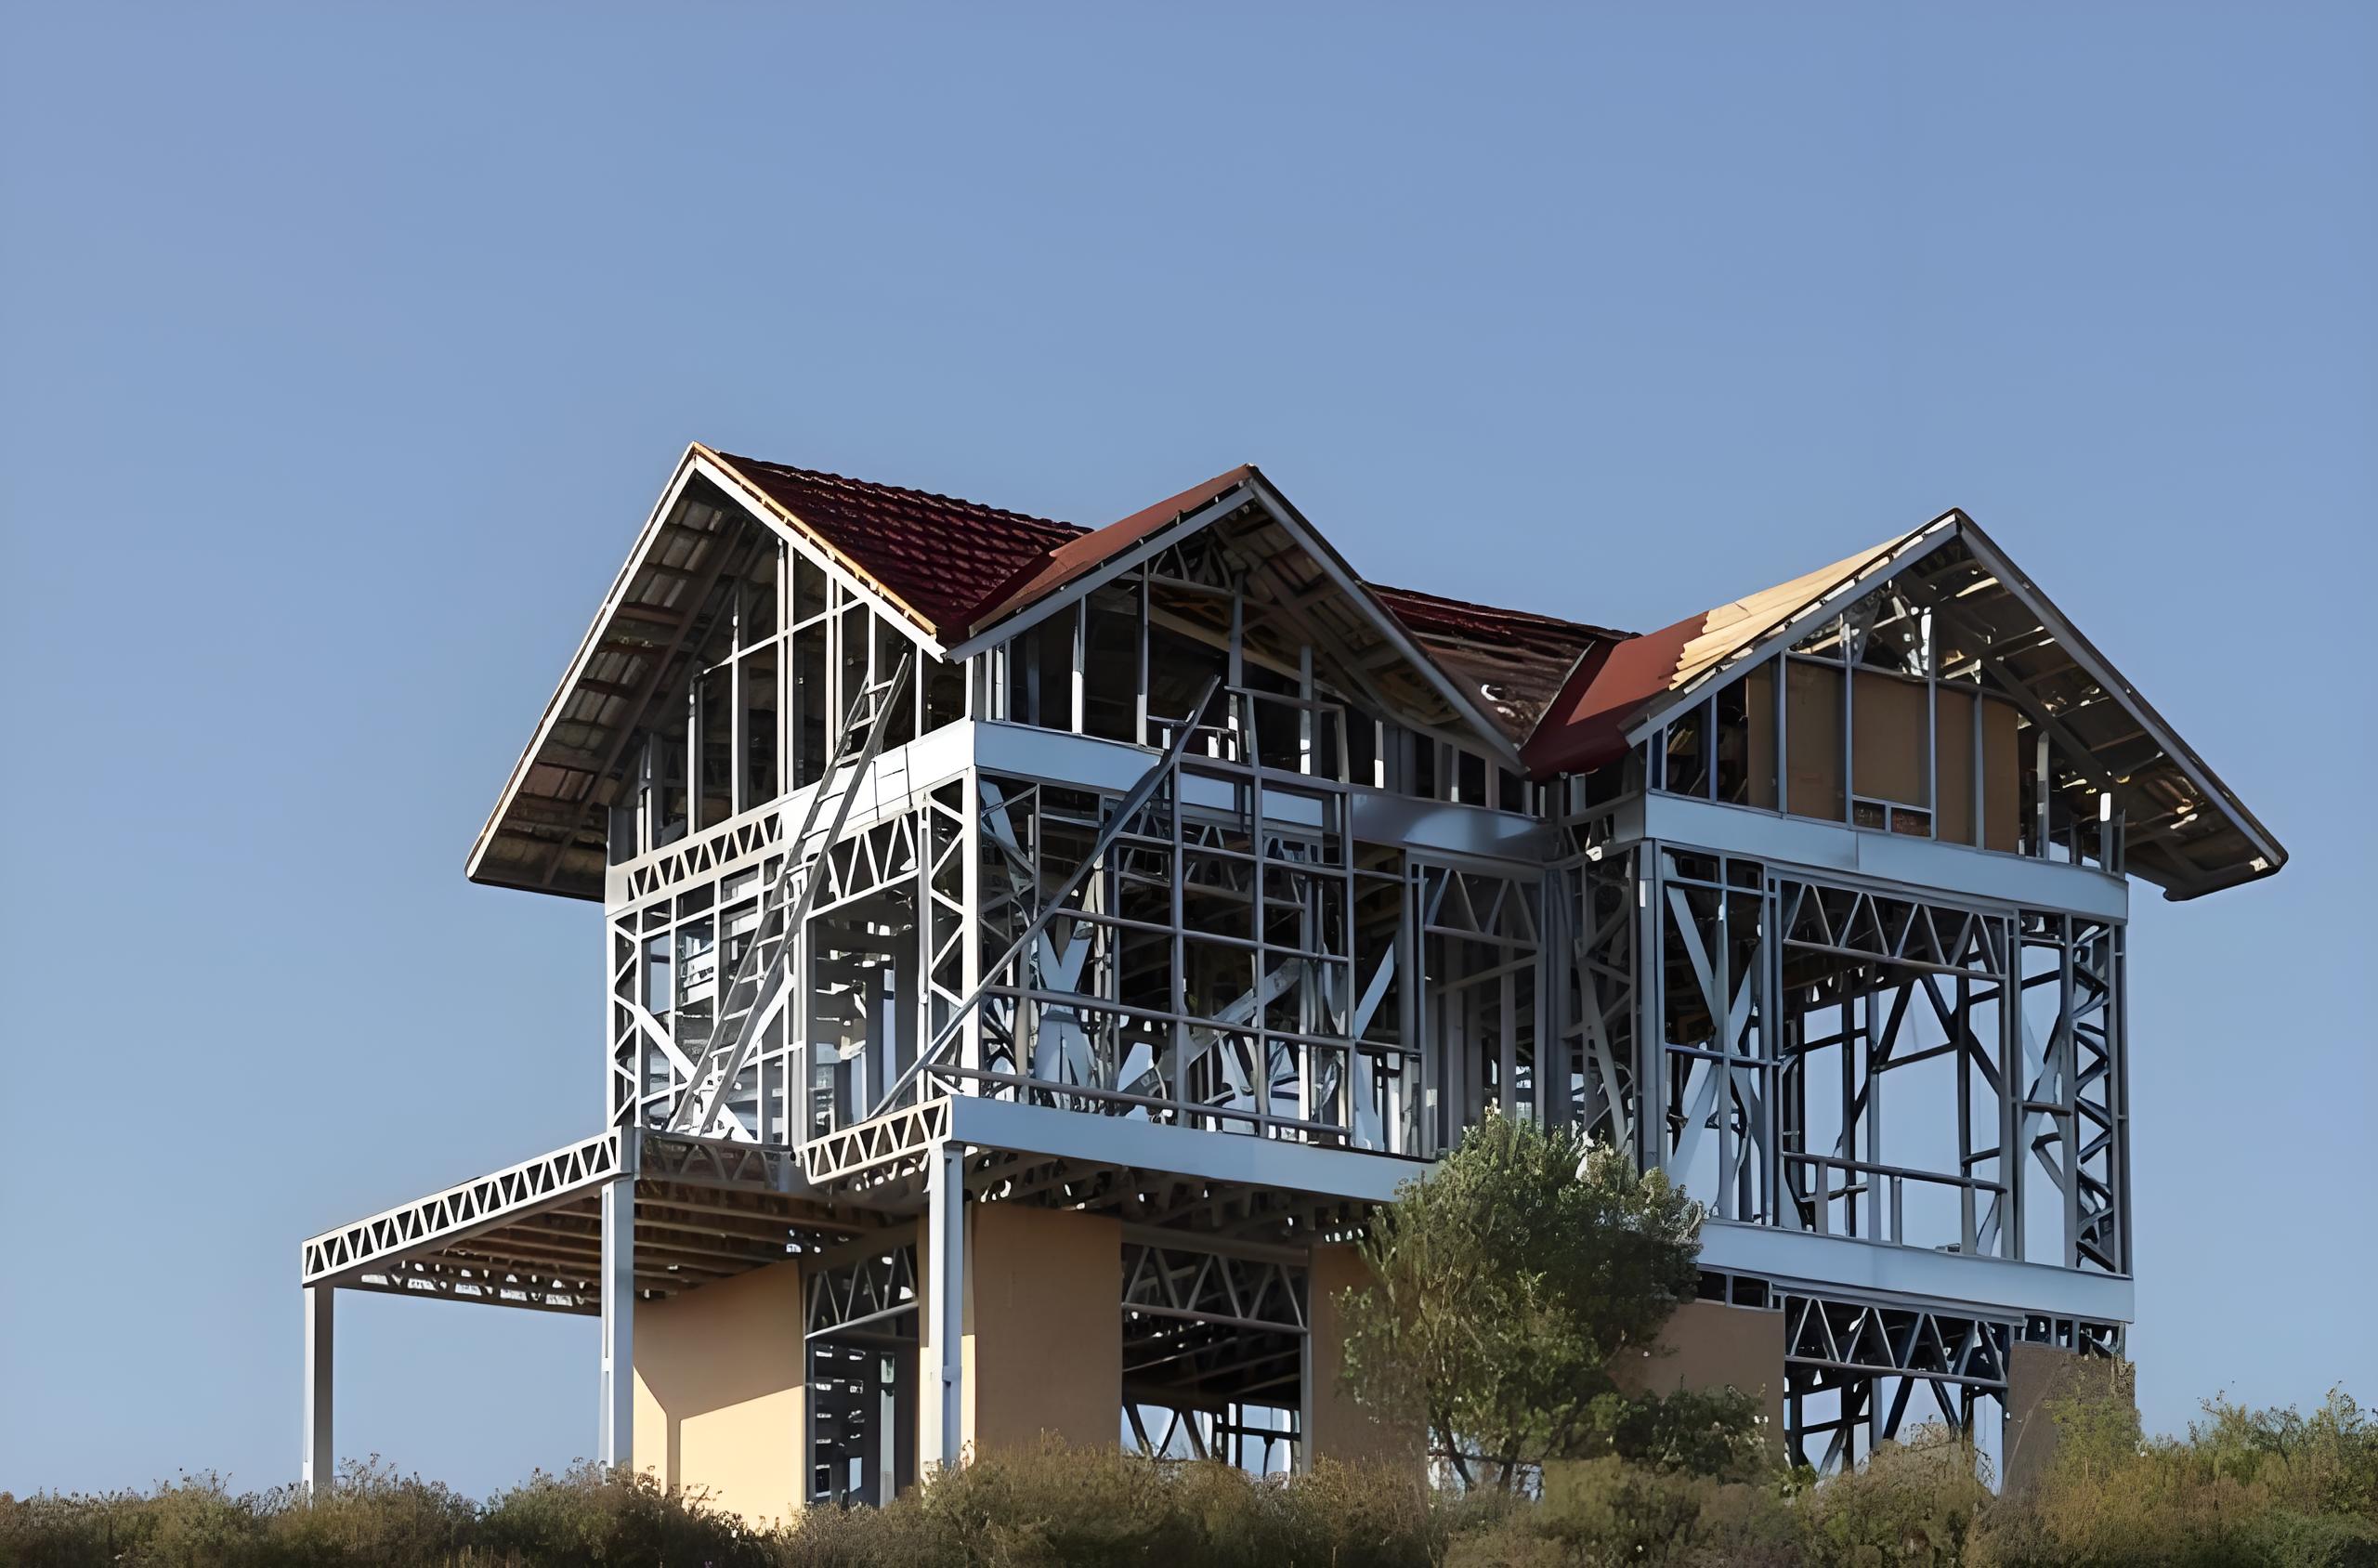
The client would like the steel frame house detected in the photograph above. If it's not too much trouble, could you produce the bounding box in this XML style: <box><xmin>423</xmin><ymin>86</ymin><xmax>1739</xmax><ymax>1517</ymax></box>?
<box><xmin>299</xmin><ymin>444</ymin><xmax>2281</xmax><ymax>1512</ymax></box>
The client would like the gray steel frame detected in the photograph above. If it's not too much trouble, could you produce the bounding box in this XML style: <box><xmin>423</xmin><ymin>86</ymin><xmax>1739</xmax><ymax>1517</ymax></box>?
<box><xmin>311</xmin><ymin>490</ymin><xmax>2218</xmax><ymax>1490</ymax></box>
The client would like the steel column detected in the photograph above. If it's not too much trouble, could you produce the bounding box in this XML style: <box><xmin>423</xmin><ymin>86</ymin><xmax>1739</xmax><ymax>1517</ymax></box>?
<box><xmin>927</xmin><ymin>1139</ymin><xmax>965</xmax><ymax>1469</ymax></box>
<box><xmin>598</xmin><ymin>1175</ymin><xmax>634</xmax><ymax>1467</ymax></box>
<box><xmin>301</xmin><ymin>1285</ymin><xmax>333</xmax><ymax>1496</ymax></box>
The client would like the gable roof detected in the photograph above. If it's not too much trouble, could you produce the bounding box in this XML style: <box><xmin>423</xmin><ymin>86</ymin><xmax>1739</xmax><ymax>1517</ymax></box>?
<box><xmin>1522</xmin><ymin>531</ymin><xmax>1928</xmax><ymax>777</ymax></box>
<box><xmin>1373</xmin><ymin>584</ymin><xmax>1625</xmax><ymax>743</ymax></box>
<box><xmin>1522</xmin><ymin>511</ymin><xmax>2284</xmax><ymax>900</ymax></box>
<box><xmin>473</xmin><ymin>446</ymin><xmax>1579</xmax><ymax>897</ymax></box>
<box><xmin>963</xmin><ymin>466</ymin><xmax>1259</xmax><ymax>638</ymax></box>
<box><xmin>473</xmin><ymin>451</ymin><xmax>2281</xmax><ymax>905</ymax></box>
<box><xmin>709</xmin><ymin>449</ymin><xmax>1078</xmax><ymax>636</ymax></box>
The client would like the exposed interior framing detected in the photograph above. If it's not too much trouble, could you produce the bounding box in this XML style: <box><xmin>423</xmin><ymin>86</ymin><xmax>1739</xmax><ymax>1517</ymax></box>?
<box><xmin>307</xmin><ymin>451</ymin><xmax>2280</xmax><ymax>1502</ymax></box>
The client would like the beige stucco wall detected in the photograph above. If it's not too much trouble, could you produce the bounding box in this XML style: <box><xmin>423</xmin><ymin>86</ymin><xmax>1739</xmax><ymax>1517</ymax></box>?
<box><xmin>631</xmin><ymin>1261</ymin><xmax>805</xmax><ymax>1527</ymax></box>
<box><xmin>1614</xmin><ymin>1299</ymin><xmax>1787</xmax><ymax>1452</ymax></box>
<box><xmin>1304</xmin><ymin>1243</ymin><xmax>1423</xmax><ymax>1469</ymax></box>
<box><xmin>2002</xmin><ymin>1344</ymin><xmax>2134</xmax><ymax>1494</ymax></box>
<box><xmin>962</xmin><ymin>1204</ymin><xmax>1123</xmax><ymax>1453</ymax></box>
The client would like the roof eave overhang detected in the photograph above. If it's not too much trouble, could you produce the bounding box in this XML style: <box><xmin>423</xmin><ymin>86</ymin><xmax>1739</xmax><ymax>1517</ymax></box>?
<box><xmin>1951</xmin><ymin>518</ymin><xmax>2286</xmax><ymax>900</ymax></box>
<box><xmin>1598</xmin><ymin>509</ymin><xmax>2283</xmax><ymax>902</ymax></box>
<box><xmin>464</xmin><ymin>444</ymin><xmax>711</xmax><ymax>896</ymax></box>
<box><xmin>465</xmin><ymin>445</ymin><xmax>957</xmax><ymax>900</ymax></box>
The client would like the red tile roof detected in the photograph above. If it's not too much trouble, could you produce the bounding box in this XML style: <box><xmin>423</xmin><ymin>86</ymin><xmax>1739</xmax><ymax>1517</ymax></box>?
<box><xmin>1373</xmin><ymin>584</ymin><xmax>1627</xmax><ymax>742</ymax></box>
<box><xmin>711</xmin><ymin>451</ymin><xmax>1079</xmax><ymax>636</ymax></box>
<box><xmin>707</xmin><ymin>447</ymin><xmax>1614</xmax><ymax>741</ymax></box>
<box><xmin>966</xmin><ymin>465</ymin><xmax>1257</xmax><ymax>637</ymax></box>
<box><xmin>1518</xmin><ymin>611</ymin><xmax>1705</xmax><ymax>776</ymax></box>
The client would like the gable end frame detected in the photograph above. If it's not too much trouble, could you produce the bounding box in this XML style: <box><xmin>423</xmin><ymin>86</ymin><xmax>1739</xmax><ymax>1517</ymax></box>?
<box><xmin>465</xmin><ymin>445</ymin><xmax>953</xmax><ymax>896</ymax></box>
<box><xmin>1616</xmin><ymin>516</ymin><xmax>1963</xmax><ymax>749</ymax></box>
<box><xmin>1611</xmin><ymin>510</ymin><xmax>2283</xmax><ymax>900</ymax></box>
<box><xmin>946</xmin><ymin>470</ymin><xmax>1529</xmax><ymax>767</ymax></box>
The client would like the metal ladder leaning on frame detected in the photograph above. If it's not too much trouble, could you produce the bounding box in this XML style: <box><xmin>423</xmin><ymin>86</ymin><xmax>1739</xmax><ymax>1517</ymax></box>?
<box><xmin>667</xmin><ymin>649</ymin><xmax>915</xmax><ymax>1139</ymax></box>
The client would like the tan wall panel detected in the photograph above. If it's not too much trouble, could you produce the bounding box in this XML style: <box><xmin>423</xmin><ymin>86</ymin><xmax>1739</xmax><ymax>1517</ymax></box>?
<box><xmin>1304</xmin><ymin>1244</ymin><xmax>1423</xmax><ymax>1470</ymax></box>
<box><xmin>1851</xmin><ymin>669</ymin><xmax>1929</xmax><ymax>808</ymax></box>
<box><xmin>632</xmin><ymin>1261</ymin><xmax>805</xmax><ymax>1527</ymax></box>
<box><xmin>1744</xmin><ymin>667</ymin><xmax>1778</xmax><ymax>809</ymax></box>
<box><xmin>1785</xmin><ymin>660</ymin><xmax>1846</xmax><ymax>821</ymax></box>
<box><xmin>1981</xmin><ymin>696</ymin><xmax>2022</xmax><ymax>853</ymax></box>
<box><xmin>1613</xmin><ymin>1300</ymin><xmax>1785</xmax><ymax>1453</ymax></box>
<box><xmin>2002</xmin><ymin>1345</ymin><xmax>2135</xmax><ymax>1494</ymax></box>
<box><xmin>1936</xmin><ymin>685</ymin><xmax>1977</xmax><ymax>845</ymax></box>
<box><xmin>964</xmin><ymin>1205</ymin><xmax>1123</xmax><ymax>1453</ymax></box>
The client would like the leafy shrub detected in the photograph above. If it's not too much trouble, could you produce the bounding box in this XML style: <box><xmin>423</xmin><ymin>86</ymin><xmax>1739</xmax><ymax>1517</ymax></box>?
<box><xmin>7</xmin><ymin>1401</ymin><xmax>2374</xmax><ymax>1568</ymax></box>
<box><xmin>0</xmin><ymin>1472</ymin><xmax>270</xmax><ymax>1568</ymax></box>
<box><xmin>263</xmin><ymin>1459</ymin><xmax>477</xmax><ymax>1566</ymax></box>
<box><xmin>1452</xmin><ymin>1456</ymin><xmax>1799</xmax><ymax>1568</ymax></box>
<box><xmin>478</xmin><ymin>1462</ymin><xmax>769</xmax><ymax>1568</ymax></box>
<box><xmin>770</xmin><ymin>1440</ymin><xmax>1461</xmax><ymax>1568</ymax></box>
<box><xmin>1803</xmin><ymin>1428</ymin><xmax>1990</xmax><ymax>1568</ymax></box>
<box><xmin>1969</xmin><ymin>1390</ymin><xmax>2378</xmax><ymax>1568</ymax></box>
<box><xmin>1338</xmin><ymin>1117</ymin><xmax>1736</xmax><ymax>1489</ymax></box>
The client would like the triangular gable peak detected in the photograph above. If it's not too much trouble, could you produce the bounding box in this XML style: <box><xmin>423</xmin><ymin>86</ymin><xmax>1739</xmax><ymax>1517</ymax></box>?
<box><xmin>467</xmin><ymin>446</ymin><xmax>1029</xmax><ymax>897</ymax></box>
<box><xmin>951</xmin><ymin>465</ymin><xmax>1536</xmax><ymax>763</ymax></box>
<box><xmin>1525</xmin><ymin>511</ymin><xmax>2284</xmax><ymax>900</ymax></box>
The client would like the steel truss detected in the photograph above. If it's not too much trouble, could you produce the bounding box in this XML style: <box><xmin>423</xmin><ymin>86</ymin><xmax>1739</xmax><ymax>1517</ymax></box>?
<box><xmin>1558</xmin><ymin>848</ymin><xmax>1639</xmax><ymax>1153</ymax></box>
<box><xmin>302</xmin><ymin>1130</ymin><xmax>848</xmax><ymax>1313</ymax></box>
<box><xmin>1604</xmin><ymin>844</ymin><xmax>2125</xmax><ymax>1273</ymax></box>
<box><xmin>1122</xmin><ymin>1237</ymin><xmax>1309</xmax><ymax>1475</ymax></box>
<box><xmin>302</xmin><ymin>1132</ymin><xmax>623</xmax><ymax>1286</ymax></box>
<box><xmin>1679</xmin><ymin>1275</ymin><xmax>2127</xmax><ymax>1474</ymax></box>
<box><xmin>804</xmin><ymin>1240</ymin><xmax>921</xmax><ymax>1508</ymax></box>
<box><xmin>608</xmin><ymin>784</ymin><xmax>970</xmax><ymax>1146</ymax></box>
<box><xmin>806</xmin><ymin>1240</ymin><xmax>920</xmax><ymax>1341</ymax></box>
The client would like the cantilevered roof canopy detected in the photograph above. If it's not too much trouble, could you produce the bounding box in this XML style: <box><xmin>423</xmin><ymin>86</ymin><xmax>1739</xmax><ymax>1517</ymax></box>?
<box><xmin>1523</xmin><ymin>510</ymin><xmax>2285</xmax><ymax>900</ymax></box>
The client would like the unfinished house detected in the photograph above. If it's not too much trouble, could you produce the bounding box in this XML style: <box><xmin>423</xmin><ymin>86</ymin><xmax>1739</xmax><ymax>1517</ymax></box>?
<box><xmin>299</xmin><ymin>445</ymin><xmax>2282</xmax><ymax>1513</ymax></box>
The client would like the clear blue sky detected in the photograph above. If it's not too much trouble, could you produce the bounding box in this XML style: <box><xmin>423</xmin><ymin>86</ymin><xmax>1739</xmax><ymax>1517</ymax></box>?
<box><xmin>3</xmin><ymin>3</ymin><xmax>2371</xmax><ymax>1498</ymax></box>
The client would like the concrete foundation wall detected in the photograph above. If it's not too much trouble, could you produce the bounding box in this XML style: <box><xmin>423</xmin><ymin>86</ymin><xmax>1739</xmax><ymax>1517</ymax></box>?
<box><xmin>632</xmin><ymin>1261</ymin><xmax>805</xmax><ymax>1527</ymax></box>
<box><xmin>1614</xmin><ymin>1299</ymin><xmax>1787</xmax><ymax>1452</ymax></box>
<box><xmin>964</xmin><ymin>1204</ymin><xmax>1123</xmax><ymax>1453</ymax></box>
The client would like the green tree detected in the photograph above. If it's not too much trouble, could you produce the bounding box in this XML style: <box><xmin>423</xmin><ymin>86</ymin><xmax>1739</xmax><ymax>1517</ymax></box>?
<box><xmin>1334</xmin><ymin>1114</ymin><xmax>1760</xmax><ymax>1490</ymax></box>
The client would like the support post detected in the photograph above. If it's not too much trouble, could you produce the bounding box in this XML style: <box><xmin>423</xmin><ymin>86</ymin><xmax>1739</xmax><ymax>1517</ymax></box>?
<box><xmin>927</xmin><ymin>1139</ymin><xmax>965</xmax><ymax>1470</ymax></box>
<box><xmin>301</xmin><ymin>1285</ymin><xmax>333</xmax><ymax>1496</ymax></box>
<box><xmin>599</xmin><ymin>1174</ymin><xmax>634</xmax><ymax>1468</ymax></box>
